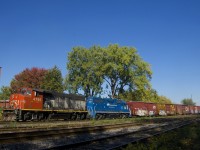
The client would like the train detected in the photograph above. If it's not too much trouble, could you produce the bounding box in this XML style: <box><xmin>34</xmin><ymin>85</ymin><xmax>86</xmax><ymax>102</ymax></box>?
<box><xmin>2</xmin><ymin>87</ymin><xmax>200</xmax><ymax>121</ymax></box>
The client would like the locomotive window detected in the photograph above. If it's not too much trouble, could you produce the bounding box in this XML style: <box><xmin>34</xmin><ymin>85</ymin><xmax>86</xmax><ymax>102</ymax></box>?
<box><xmin>35</xmin><ymin>91</ymin><xmax>40</xmax><ymax>97</ymax></box>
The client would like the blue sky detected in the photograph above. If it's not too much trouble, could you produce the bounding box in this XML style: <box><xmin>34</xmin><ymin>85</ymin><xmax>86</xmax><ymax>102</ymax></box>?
<box><xmin>0</xmin><ymin>0</ymin><xmax>200</xmax><ymax>105</ymax></box>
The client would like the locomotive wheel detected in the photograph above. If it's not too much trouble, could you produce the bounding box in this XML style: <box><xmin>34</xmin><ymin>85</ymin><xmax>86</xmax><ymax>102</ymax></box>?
<box><xmin>38</xmin><ymin>113</ymin><xmax>44</xmax><ymax>121</ymax></box>
<box><xmin>121</xmin><ymin>114</ymin><xmax>126</xmax><ymax>119</ymax></box>
<box><xmin>95</xmin><ymin>114</ymin><xmax>101</xmax><ymax>120</ymax></box>
<box><xmin>71</xmin><ymin>113</ymin><xmax>77</xmax><ymax>120</ymax></box>
<box><xmin>80</xmin><ymin>113</ymin><xmax>85</xmax><ymax>120</ymax></box>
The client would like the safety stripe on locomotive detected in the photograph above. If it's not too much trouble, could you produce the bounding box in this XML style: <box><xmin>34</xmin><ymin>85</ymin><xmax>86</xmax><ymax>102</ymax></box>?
<box><xmin>95</xmin><ymin>111</ymin><xmax>129</xmax><ymax>113</ymax></box>
<box><xmin>21</xmin><ymin>109</ymin><xmax>88</xmax><ymax>113</ymax></box>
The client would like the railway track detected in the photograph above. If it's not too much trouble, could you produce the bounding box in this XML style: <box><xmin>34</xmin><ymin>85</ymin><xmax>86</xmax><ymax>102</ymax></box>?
<box><xmin>0</xmin><ymin>117</ymin><xmax>198</xmax><ymax>150</ymax></box>
<box><xmin>48</xmin><ymin>119</ymin><xmax>196</xmax><ymax>150</ymax></box>
<box><xmin>0</xmin><ymin>122</ymin><xmax>142</xmax><ymax>143</ymax></box>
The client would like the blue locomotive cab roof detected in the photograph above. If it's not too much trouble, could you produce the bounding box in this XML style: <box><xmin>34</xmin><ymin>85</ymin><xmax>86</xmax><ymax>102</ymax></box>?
<box><xmin>87</xmin><ymin>97</ymin><xmax>127</xmax><ymax>105</ymax></box>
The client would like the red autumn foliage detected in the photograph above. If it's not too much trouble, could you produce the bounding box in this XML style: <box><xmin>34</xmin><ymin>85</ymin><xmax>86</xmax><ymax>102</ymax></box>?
<box><xmin>10</xmin><ymin>67</ymin><xmax>48</xmax><ymax>92</ymax></box>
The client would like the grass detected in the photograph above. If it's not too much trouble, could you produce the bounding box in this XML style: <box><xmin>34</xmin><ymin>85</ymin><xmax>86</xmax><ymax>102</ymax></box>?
<box><xmin>123</xmin><ymin>121</ymin><xmax>200</xmax><ymax>150</ymax></box>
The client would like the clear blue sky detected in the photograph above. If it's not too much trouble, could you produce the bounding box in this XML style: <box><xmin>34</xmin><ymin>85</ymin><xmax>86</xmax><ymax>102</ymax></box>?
<box><xmin>0</xmin><ymin>0</ymin><xmax>200</xmax><ymax>105</ymax></box>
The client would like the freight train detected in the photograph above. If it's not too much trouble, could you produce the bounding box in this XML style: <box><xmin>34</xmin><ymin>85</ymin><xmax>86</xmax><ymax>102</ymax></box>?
<box><xmin>2</xmin><ymin>88</ymin><xmax>200</xmax><ymax>121</ymax></box>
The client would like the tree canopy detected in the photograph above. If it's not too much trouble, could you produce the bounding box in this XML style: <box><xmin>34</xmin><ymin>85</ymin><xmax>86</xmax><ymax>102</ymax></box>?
<box><xmin>0</xmin><ymin>86</ymin><xmax>12</xmax><ymax>100</ymax></box>
<box><xmin>10</xmin><ymin>67</ymin><xmax>48</xmax><ymax>92</ymax></box>
<box><xmin>66</xmin><ymin>44</ymin><xmax>152</xmax><ymax>98</ymax></box>
<box><xmin>41</xmin><ymin>66</ymin><xmax>64</xmax><ymax>92</ymax></box>
<box><xmin>181</xmin><ymin>98</ymin><xmax>196</xmax><ymax>106</ymax></box>
<box><xmin>66</xmin><ymin>46</ymin><xmax>103</xmax><ymax>97</ymax></box>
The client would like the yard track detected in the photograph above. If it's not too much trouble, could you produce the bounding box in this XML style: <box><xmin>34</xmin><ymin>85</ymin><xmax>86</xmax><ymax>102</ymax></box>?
<box><xmin>0</xmin><ymin>116</ymin><xmax>199</xmax><ymax>150</ymax></box>
<box><xmin>48</xmin><ymin>119</ymin><xmax>196</xmax><ymax>150</ymax></box>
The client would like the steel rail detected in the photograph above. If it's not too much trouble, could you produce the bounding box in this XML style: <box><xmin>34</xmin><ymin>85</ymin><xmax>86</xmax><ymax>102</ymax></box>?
<box><xmin>48</xmin><ymin>120</ymin><xmax>196</xmax><ymax>150</ymax></box>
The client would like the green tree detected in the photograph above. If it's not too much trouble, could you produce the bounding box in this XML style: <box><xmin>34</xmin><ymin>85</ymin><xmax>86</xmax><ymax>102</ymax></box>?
<box><xmin>66</xmin><ymin>44</ymin><xmax>152</xmax><ymax>98</ymax></box>
<box><xmin>119</xmin><ymin>89</ymin><xmax>159</xmax><ymax>102</ymax></box>
<box><xmin>42</xmin><ymin>66</ymin><xmax>64</xmax><ymax>92</ymax></box>
<box><xmin>157</xmin><ymin>95</ymin><xmax>172</xmax><ymax>104</ymax></box>
<box><xmin>10</xmin><ymin>67</ymin><xmax>48</xmax><ymax>92</ymax></box>
<box><xmin>181</xmin><ymin>98</ymin><xmax>196</xmax><ymax>106</ymax></box>
<box><xmin>66</xmin><ymin>46</ymin><xmax>103</xmax><ymax>96</ymax></box>
<box><xmin>0</xmin><ymin>86</ymin><xmax>12</xmax><ymax>100</ymax></box>
<box><xmin>99</xmin><ymin>44</ymin><xmax>152</xmax><ymax>98</ymax></box>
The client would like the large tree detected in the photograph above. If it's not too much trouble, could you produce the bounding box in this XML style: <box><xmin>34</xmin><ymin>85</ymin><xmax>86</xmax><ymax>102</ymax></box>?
<box><xmin>66</xmin><ymin>46</ymin><xmax>103</xmax><ymax>96</ymax></box>
<box><xmin>66</xmin><ymin>44</ymin><xmax>152</xmax><ymax>98</ymax></box>
<box><xmin>10</xmin><ymin>67</ymin><xmax>48</xmax><ymax>92</ymax></box>
<box><xmin>42</xmin><ymin>66</ymin><xmax>64</xmax><ymax>92</ymax></box>
<box><xmin>99</xmin><ymin>44</ymin><xmax>152</xmax><ymax>98</ymax></box>
<box><xmin>181</xmin><ymin>98</ymin><xmax>196</xmax><ymax>106</ymax></box>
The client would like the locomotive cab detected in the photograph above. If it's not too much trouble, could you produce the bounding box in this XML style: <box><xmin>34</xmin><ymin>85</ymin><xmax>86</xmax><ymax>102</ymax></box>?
<box><xmin>9</xmin><ymin>88</ymin><xmax>43</xmax><ymax>110</ymax></box>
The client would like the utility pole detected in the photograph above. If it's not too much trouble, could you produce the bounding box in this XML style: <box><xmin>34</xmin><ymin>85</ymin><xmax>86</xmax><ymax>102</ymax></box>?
<box><xmin>0</xmin><ymin>66</ymin><xmax>1</xmax><ymax>86</ymax></box>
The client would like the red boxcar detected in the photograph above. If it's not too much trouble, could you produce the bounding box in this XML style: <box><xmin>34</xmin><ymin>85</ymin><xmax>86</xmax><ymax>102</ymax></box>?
<box><xmin>127</xmin><ymin>101</ymin><xmax>148</xmax><ymax>116</ymax></box>
<box><xmin>193</xmin><ymin>106</ymin><xmax>198</xmax><ymax>114</ymax></box>
<box><xmin>176</xmin><ymin>104</ymin><xmax>183</xmax><ymax>115</ymax></box>
<box><xmin>189</xmin><ymin>106</ymin><xmax>195</xmax><ymax>114</ymax></box>
<box><xmin>182</xmin><ymin>105</ymin><xmax>190</xmax><ymax>115</ymax></box>
<box><xmin>156</xmin><ymin>103</ymin><xmax>167</xmax><ymax>116</ymax></box>
<box><xmin>165</xmin><ymin>104</ymin><xmax>176</xmax><ymax>115</ymax></box>
<box><xmin>197</xmin><ymin>106</ymin><xmax>200</xmax><ymax>114</ymax></box>
<box><xmin>145</xmin><ymin>102</ymin><xmax>157</xmax><ymax>116</ymax></box>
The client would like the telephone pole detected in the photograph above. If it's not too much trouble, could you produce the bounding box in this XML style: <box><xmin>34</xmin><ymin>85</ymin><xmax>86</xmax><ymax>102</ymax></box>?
<box><xmin>0</xmin><ymin>66</ymin><xmax>2</xmax><ymax>85</ymax></box>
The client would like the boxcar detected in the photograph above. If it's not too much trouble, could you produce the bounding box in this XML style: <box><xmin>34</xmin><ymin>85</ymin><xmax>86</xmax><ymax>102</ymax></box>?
<box><xmin>165</xmin><ymin>104</ymin><xmax>176</xmax><ymax>115</ymax></box>
<box><xmin>86</xmin><ymin>97</ymin><xmax>130</xmax><ymax>119</ymax></box>
<box><xmin>127</xmin><ymin>101</ymin><xmax>148</xmax><ymax>116</ymax></box>
<box><xmin>0</xmin><ymin>100</ymin><xmax>10</xmax><ymax>108</ymax></box>
<box><xmin>193</xmin><ymin>106</ymin><xmax>198</xmax><ymax>114</ymax></box>
<box><xmin>176</xmin><ymin>104</ymin><xmax>183</xmax><ymax>115</ymax></box>
<box><xmin>156</xmin><ymin>103</ymin><xmax>167</xmax><ymax>116</ymax></box>
<box><xmin>189</xmin><ymin>106</ymin><xmax>195</xmax><ymax>114</ymax></box>
<box><xmin>197</xmin><ymin>106</ymin><xmax>200</xmax><ymax>114</ymax></box>
<box><xmin>182</xmin><ymin>105</ymin><xmax>190</xmax><ymax>115</ymax></box>
<box><xmin>144</xmin><ymin>102</ymin><xmax>157</xmax><ymax>116</ymax></box>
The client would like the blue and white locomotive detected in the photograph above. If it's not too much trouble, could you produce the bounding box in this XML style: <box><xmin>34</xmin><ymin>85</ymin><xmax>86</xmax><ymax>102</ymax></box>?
<box><xmin>86</xmin><ymin>97</ymin><xmax>130</xmax><ymax>119</ymax></box>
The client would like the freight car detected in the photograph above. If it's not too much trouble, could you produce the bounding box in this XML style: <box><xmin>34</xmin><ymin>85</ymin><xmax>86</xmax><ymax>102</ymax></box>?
<box><xmin>87</xmin><ymin>97</ymin><xmax>130</xmax><ymax>119</ymax></box>
<box><xmin>2</xmin><ymin>88</ymin><xmax>87</xmax><ymax>121</ymax></box>
<box><xmin>128</xmin><ymin>101</ymin><xmax>200</xmax><ymax>117</ymax></box>
<box><xmin>0</xmin><ymin>100</ymin><xmax>10</xmax><ymax>108</ymax></box>
<box><xmin>127</xmin><ymin>101</ymin><xmax>148</xmax><ymax>116</ymax></box>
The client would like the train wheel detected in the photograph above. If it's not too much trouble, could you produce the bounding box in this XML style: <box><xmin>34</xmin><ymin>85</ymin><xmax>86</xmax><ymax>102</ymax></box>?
<box><xmin>80</xmin><ymin>113</ymin><xmax>85</xmax><ymax>120</ymax></box>
<box><xmin>95</xmin><ymin>114</ymin><xmax>101</xmax><ymax>120</ymax></box>
<box><xmin>71</xmin><ymin>113</ymin><xmax>77</xmax><ymax>120</ymax></box>
<box><xmin>38</xmin><ymin>113</ymin><xmax>44</xmax><ymax>121</ymax></box>
<box><xmin>95</xmin><ymin>114</ymin><xmax>98</xmax><ymax>120</ymax></box>
<box><xmin>121</xmin><ymin>114</ymin><xmax>126</xmax><ymax>119</ymax></box>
